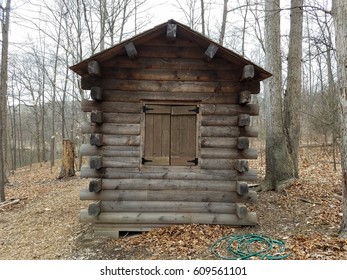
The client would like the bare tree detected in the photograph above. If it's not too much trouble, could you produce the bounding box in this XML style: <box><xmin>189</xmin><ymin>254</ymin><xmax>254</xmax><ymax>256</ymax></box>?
<box><xmin>175</xmin><ymin>0</ymin><xmax>202</xmax><ymax>30</ymax></box>
<box><xmin>262</xmin><ymin>0</ymin><xmax>295</xmax><ymax>191</ymax></box>
<box><xmin>332</xmin><ymin>0</ymin><xmax>347</xmax><ymax>238</ymax></box>
<box><xmin>200</xmin><ymin>0</ymin><xmax>205</xmax><ymax>35</ymax></box>
<box><xmin>219</xmin><ymin>0</ymin><xmax>228</xmax><ymax>45</ymax></box>
<box><xmin>283</xmin><ymin>0</ymin><xmax>304</xmax><ymax>178</ymax></box>
<box><xmin>0</xmin><ymin>0</ymin><xmax>11</xmax><ymax>202</ymax></box>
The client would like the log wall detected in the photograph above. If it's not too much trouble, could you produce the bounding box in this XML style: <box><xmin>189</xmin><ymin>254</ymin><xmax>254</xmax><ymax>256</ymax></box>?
<box><xmin>77</xmin><ymin>28</ymin><xmax>261</xmax><ymax>237</ymax></box>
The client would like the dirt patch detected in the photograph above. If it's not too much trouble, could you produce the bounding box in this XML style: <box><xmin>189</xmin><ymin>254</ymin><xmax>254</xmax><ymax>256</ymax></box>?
<box><xmin>0</xmin><ymin>147</ymin><xmax>347</xmax><ymax>260</ymax></box>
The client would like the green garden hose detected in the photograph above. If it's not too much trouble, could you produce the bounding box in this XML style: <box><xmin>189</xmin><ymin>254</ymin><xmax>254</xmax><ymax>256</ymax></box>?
<box><xmin>210</xmin><ymin>233</ymin><xmax>290</xmax><ymax>260</ymax></box>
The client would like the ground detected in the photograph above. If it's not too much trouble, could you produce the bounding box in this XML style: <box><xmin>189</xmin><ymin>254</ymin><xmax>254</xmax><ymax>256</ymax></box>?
<box><xmin>0</xmin><ymin>146</ymin><xmax>346</xmax><ymax>260</ymax></box>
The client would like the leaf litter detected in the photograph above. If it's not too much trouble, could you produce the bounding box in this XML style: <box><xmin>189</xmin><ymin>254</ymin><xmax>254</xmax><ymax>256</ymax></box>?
<box><xmin>0</xmin><ymin>146</ymin><xmax>346</xmax><ymax>260</ymax></box>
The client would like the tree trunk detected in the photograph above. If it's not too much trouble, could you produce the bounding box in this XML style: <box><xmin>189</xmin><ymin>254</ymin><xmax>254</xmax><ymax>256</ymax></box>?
<box><xmin>0</xmin><ymin>0</ymin><xmax>11</xmax><ymax>202</ymax></box>
<box><xmin>332</xmin><ymin>0</ymin><xmax>347</xmax><ymax>238</ymax></box>
<box><xmin>58</xmin><ymin>139</ymin><xmax>75</xmax><ymax>179</ymax></box>
<box><xmin>200</xmin><ymin>0</ymin><xmax>205</xmax><ymax>36</ymax></box>
<box><xmin>262</xmin><ymin>0</ymin><xmax>295</xmax><ymax>192</ymax></box>
<box><xmin>219</xmin><ymin>0</ymin><xmax>228</xmax><ymax>45</ymax></box>
<box><xmin>283</xmin><ymin>0</ymin><xmax>303</xmax><ymax>178</ymax></box>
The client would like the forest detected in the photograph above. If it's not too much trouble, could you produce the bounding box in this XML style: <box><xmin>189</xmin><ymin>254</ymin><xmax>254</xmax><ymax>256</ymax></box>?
<box><xmin>0</xmin><ymin>0</ymin><xmax>338</xmax><ymax>168</ymax></box>
<box><xmin>0</xmin><ymin>0</ymin><xmax>347</xmax><ymax>260</ymax></box>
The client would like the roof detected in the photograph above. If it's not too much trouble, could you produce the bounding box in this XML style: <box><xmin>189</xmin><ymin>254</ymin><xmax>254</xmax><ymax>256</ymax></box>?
<box><xmin>70</xmin><ymin>19</ymin><xmax>271</xmax><ymax>81</ymax></box>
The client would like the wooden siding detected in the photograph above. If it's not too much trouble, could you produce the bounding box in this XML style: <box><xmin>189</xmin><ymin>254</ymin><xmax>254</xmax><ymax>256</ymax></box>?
<box><xmin>75</xmin><ymin>26</ymin><xmax>263</xmax><ymax>236</ymax></box>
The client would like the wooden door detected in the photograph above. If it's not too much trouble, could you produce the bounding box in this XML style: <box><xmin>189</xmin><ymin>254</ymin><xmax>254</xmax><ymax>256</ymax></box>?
<box><xmin>170</xmin><ymin>105</ymin><xmax>197</xmax><ymax>166</ymax></box>
<box><xmin>144</xmin><ymin>105</ymin><xmax>197</xmax><ymax>166</ymax></box>
<box><xmin>144</xmin><ymin>105</ymin><xmax>171</xmax><ymax>165</ymax></box>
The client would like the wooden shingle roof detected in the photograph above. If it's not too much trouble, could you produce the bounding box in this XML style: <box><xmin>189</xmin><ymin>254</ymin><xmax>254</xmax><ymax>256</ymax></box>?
<box><xmin>70</xmin><ymin>19</ymin><xmax>271</xmax><ymax>81</ymax></box>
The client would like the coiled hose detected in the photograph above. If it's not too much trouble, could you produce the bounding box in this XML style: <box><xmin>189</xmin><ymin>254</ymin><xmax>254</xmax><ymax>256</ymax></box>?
<box><xmin>210</xmin><ymin>233</ymin><xmax>290</xmax><ymax>260</ymax></box>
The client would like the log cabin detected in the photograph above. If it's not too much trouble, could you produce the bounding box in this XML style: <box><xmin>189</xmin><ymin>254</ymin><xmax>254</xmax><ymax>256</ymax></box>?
<box><xmin>70</xmin><ymin>19</ymin><xmax>271</xmax><ymax>238</ymax></box>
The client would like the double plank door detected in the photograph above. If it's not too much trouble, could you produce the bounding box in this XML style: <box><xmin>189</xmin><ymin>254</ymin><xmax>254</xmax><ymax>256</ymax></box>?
<box><xmin>144</xmin><ymin>104</ymin><xmax>198</xmax><ymax>166</ymax></box>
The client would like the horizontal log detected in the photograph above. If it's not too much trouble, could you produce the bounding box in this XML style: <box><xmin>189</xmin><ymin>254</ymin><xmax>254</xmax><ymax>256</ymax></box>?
<box><xmin>81</xmin><ymin>100</ymin><xmax>142</xmax><ymax>113</ymax></box>
<box><xmin>101</xmin><ymin>178</ymin><xmax>238</xmax><ymax>191</ymax></box>
<box><xmin>200</xmin><ymin>137</ymin><xmax>238</xmax><ymax>148</ymax></box>
<box><xmin>101</xmin><ymin>90</ymin><xmax>241</xmax><ymax>104</ymax></box>
<box><xmin>201</xmin><ymin>104</ymin><xmax>259</xmax><ymax>116</ymax></box>
<box><xmin>95</xmin><ymin>79</ymin><xmax>259</xmax><ymax>95</ymax></box>
<box><xmin>91</xmin><ymin>135</ymin><xmax>141</xmax><ymax>146</ymax></box>
<box><xmin>200</xmin><ymin>159</ymin><xmax>251</xmax><ymax>170</ymax></box>
<box><xmin>80</xmin><ymin>210</ymin><xmax>257</xmax><ymax>225</ymax></box>
<box><xmin>200</xmin><ymin>148</ymin><xmax>257</xmax><ymax>159</ymax></box>
<box><xmin>80</xmin><ymin>144</ymin><xmax>140</xmax><ymax>157</ymax></box>
<box><xmin>89</xmin><ymin>157</ymin><xmax>140</xmax><ymax>168</ymax></box>
<box><xmin>104</xmin><ymin>157</ymin><xmax>140</xmax><ymax>168</ymax></box>
<box><xmin>102</xmin><ymin>56</ymin><xmax>255</xmax><ymax>71</ymax></box>
<box><xmin>201</xmin><ymin>115</ymin><xmax>239</xmax><ymax>126</ymax></box>
<box><xmin>96</xmin><ymin>113</ymin><xmax>141</xmax><ymax>124</ymax></box>
<box><xmin>136</xmin><ymin>45</ymin><xmax>205</xmax><ymax>59</ymax></box>
<box><xmin>102</xmin><ymin>67</ymin><xmax>246</xmax><ymax>83</ymax></box>
<box><xmin>101</xmin><ymin>201</ymin><xmax>243</xmax><ymax>214</ymax></box>
<box><xmin>79</xmin><ymin>188</ymin><xmax>258</xmax><ymax>203</ymax></box>
<box><xmin>201</xmin><ymin>126</ymin><xmax>258</xmax><ymax>137</ymax></box>
<box><xmin>81</xmin><ymin>77</ymin><xmax>100</xmax><ymax>90</ymax></box>
<box><xmin>80</xmin><ymin>166</ymin><xmax>258</xmax><ymax>181</ymax></box>
<box><xmin>142</xmin><ymin>36</ymin><xmax>199</xmax><ymax>47</ymax></box>
<box><xmin>81</xmin><ymin>123</ymin><xmax>141</xmax><ymax>135</ymax></box>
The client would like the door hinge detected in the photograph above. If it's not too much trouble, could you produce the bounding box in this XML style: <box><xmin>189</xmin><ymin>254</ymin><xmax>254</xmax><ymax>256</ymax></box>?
<box><xmin>143</xmin><ymin>105</ymin><xmax>154</xmax><ymax>113</ymax></box>
<box><xmin>187</xmin><ymin>158</ymin><xmax>198</xmax><ymax>165</ymax></box>
<box><xmin>188</xmin><ymin>106</ymin><xmax>199</xmax><ymax>114</ymax></box>
<box><xmin>142</xmin><ymin>157</ymin><xmax>153</xmax><ymax>164</ymax></box>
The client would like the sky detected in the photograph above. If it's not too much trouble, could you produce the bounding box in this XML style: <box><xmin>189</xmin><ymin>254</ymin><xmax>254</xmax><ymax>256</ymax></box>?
<box><xmin>8</xmin><ymin>0</ymin><xmax>187</xmax><ymax>44</ymax></box>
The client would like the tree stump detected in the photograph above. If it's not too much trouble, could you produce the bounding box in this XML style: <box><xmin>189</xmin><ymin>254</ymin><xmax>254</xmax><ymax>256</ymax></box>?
<box><xmin>58</xmin><ymin>139</ymin><xmax>75</xmax><ymax>179</ymax></box>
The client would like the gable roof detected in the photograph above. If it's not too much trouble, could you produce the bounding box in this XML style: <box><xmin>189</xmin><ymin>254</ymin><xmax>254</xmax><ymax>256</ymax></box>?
<box><xmin>70</xmin><ymin>19</ymin><xmax>271</xmax><ymax>81</ymax></box>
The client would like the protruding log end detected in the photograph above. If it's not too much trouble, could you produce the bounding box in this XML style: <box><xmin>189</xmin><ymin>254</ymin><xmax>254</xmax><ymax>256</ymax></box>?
<box><xmin>239</xmin><ymin>90</ymin><xmax>252</xmax><ymax>104</ymax></box>
<box><xmin>204</xmin><ymin>43</ymin><xmax>218</xmax><ymax>62</ymax></box>
<box><xmin>236</xmin><ymin>181</ymin><xmax>249</xmax><ymax>196</ymax></box>
<box><xmin>90</xmin><ymin>86</ymin><xmax>103</xmax><ymax>101</ymax></box>
<box><xmin>236</xmin><ymin>203</ymin><xmax>248</xmax><ymax>219</ymax></box>
<box><xmin>88</xmin><ymin>60</ymin><xmax>102</xmax><ymax>77</ymax></box>
<box><xmin>90</xmin><ymin>156</ymin><xmax>103</xmax><ymax>170</ymax></box>
<box><xmin>91</xmin><ymin>110</ymin><xmax>103</xmax><ymax>124</ymax></box>
<box><xmin>234</xmin><ymin>159</ymin><xmax>249</xmax><ymax>173</ymax></box>
<box><xmin>166</xmin><ymin>23</ymin><xmax>177</xmax><ymax>41</ymax></box>
<box><xmin>90</xmin><ymin>134</ymin><xmax>103</xmax><ymax>147</ymax></box>
<box><xmin>89</xmin><ymin>179</ymin><xmax>102</xmax><ymax>193</ymax></box>
<box><xmin>238</xmin><ymin>114</ymin><xmax>251</xmax><ymax>127</ymax></box>
<box><xmin>237</xmin><ymin>137</ymin><xmax>250</xmax><ymax>150</ymax></box>
<box><xmin>88</xmin><ymin>201</ymin><xmax>101</xmax><ymax>216</ymax></box>
<box><xmin>240</xmin><ymin>64</ymin><xmax>255</xmax><ymax>81</ymax></box>
<box><xmin>124</xmin><ymin>42</ymin><xmax>138</xmax><ymax>60</ymax></box>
